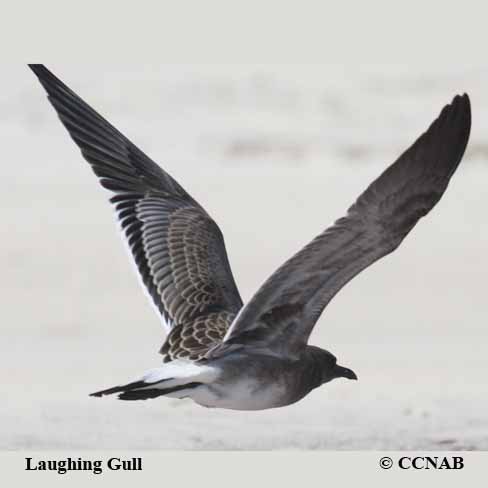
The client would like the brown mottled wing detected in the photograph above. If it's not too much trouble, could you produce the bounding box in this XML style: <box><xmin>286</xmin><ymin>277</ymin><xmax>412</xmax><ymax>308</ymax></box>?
<box><xmin>29</xmin><ymin>64</ymin><xmax>243</xmax><ymax>359</ymax></box>
<box><xmin>222</xmin><ymin>94</ymin><xmax>471</xmax><ymax>357</ymax></box>
<box><xmin>160</xmin><ymin>311</ymin><xmax>237</xmax><ymax>362</ymax></box>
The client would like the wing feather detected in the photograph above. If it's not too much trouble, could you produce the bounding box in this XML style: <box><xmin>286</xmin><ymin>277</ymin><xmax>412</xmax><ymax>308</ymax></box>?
<box><xmin>223</xmin><ymin>94</ymin><xmax>471</xmax><ymax>356</ymax></box>
<box><xmin>30</xmin><ymin>64</ymin><xmax>243</xmax><ymax>357</ymax></box>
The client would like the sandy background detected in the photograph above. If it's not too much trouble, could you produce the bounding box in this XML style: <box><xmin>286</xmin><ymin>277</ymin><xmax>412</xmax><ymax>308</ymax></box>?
<box><xmin>2</xmin><ymin>65</ymin><xmax>487</xmax><ymax>449</ymax></box>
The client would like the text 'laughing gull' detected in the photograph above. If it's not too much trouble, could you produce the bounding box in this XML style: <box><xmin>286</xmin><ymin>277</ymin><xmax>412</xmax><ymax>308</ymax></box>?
<box><xmin>30</xmin><ymin>65</ymin><xmax>471</xmax><ymax>410</ymax></box>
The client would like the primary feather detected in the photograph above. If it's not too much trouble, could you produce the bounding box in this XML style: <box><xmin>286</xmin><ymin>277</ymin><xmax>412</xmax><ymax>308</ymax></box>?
<box><xmin>222</xmin><ymin>94</ymin><xmax>471</xmax><ymax>357</ymax></box>
<box><xmin>29</xmin><ymin>64</ymin><xmax>243</xmax><ymax>360</ymax></box>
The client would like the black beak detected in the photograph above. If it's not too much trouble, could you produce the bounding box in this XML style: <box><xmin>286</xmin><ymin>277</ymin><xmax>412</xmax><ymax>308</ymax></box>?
<box><xmin>335</xmin><ymin>365</ymin><xmax>358</xmax><ymax>381</ymax></box>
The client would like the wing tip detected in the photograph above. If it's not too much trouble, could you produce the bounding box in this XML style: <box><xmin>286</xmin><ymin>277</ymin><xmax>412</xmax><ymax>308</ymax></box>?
<box><xmin>450</xmin><ymin>92</ymin><xmax>471</xmax><ymax>124</ymax></box>
<box><xmin>28</xmin><ymin>63</ymin><xmax>51</xmax><ymax>81</ymax></box>
<box><xmin>428</xmin><ymin>92</ymin><xmax>471</xmax><ymax>157</ymax></box>
<box><xmin>28</xmin><ymin>64</ymin><xmax>72</xmax><ymax>96</ymax></box>
<box><xmin>452</xmin><ymin>92</ymin><xmax>472</xmax><ymax>151</ymax></box>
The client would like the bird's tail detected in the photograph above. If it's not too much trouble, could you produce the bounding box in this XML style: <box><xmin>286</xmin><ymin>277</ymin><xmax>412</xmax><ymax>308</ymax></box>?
<box><xmin>89</xmin><ymin>360</ymin><xmax>217</xmax><ymax>401</ymax></box>
<box><xmin>90</xmin><ymin>379</ymin><xmax>202</xmax><ymax>401</ymax></box>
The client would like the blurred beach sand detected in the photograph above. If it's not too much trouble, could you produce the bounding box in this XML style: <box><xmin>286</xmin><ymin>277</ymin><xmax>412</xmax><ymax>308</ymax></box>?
<box><xmin>2</xmin><ymin>65</ymin><xmax>487</xmax><ymax>449</ymax></box>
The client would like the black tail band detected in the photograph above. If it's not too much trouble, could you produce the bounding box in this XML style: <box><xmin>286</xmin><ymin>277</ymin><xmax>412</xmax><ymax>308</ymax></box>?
<box><xmin>118</xmin><ymin>382</ymin><xmax>203</xmax><ymax>401</ymax></box>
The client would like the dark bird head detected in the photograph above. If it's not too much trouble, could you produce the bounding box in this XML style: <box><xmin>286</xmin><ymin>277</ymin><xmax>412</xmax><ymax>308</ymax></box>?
<box><xmin>307</xmin><ymin>346</ymin><xmax>358</xmax><ymax>386</ymax></box>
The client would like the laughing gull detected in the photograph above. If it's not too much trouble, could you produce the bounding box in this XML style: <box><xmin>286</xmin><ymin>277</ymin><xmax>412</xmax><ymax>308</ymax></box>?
<box><xmin>29</xmin><ymin>65</ymin><xmax>471</xmax><ymax>410</ymax></box>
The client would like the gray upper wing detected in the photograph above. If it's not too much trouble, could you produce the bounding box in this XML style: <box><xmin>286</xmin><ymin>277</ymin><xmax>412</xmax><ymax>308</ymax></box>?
<box><xmin>30</xmin><ymin>65</ymin><xmax>243</xmax><ymax>338</ymax></box>
<box><xmin>222</xmin><ymin>94</ymin><xmax>471</xmax><ymax>356</ymax></box>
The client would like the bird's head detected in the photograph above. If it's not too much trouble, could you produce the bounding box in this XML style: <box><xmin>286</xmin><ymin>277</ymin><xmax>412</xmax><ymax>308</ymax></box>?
<box><xmin>308</xmin><ymin>346</ymin><xmax>358</xmax><ymax>385</ymax></box>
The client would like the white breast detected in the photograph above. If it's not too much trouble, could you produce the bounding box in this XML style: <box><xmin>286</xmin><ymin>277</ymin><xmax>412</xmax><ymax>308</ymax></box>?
<box><xmin>187</xmin><ymin>380</ymin><xmax>287</xmax><ymax>411</ymax></box>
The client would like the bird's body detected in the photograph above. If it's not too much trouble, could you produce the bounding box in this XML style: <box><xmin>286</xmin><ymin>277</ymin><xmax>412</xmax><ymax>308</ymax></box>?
<box><xmin>105</xmin><ymin>346</ymin><xmax>351</xmax><ymax>410</ymax></box>
<box><xmin>205</xmin><ymin>347</ymin><xmax>355</xmax><ymax>410</ymax></box>
<box><xmin>185</xmin><ymin>353</ymin><xmax>316</xmax><ymax>411</ymax></box>
<box><xmin>29</xmin><ymin>64</ymin><xmax>471</xmax><ymax>410</ymax></box>
<box><xmin>164</xmin><ymin>354</ymin><xmax>293</xmax><ymax>411</ymax></box>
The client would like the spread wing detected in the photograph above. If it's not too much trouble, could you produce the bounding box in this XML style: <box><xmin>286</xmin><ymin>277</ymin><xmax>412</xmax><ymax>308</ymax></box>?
<box><xmin>30</xmin><ymin>65</ymin><xmax>243</xmax><ymax>358</ymax></box>
<box><xmin>222</xmin><ymin>94</ymin><xmax>471</xmax><ymax>357</ymax></box>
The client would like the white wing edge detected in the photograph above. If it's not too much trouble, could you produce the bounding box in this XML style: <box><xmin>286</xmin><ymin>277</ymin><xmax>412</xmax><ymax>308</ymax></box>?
<box><xmin>106</xmin><ymin>188</ymin><xmax>172</xmax><ymax>333</ymax></box>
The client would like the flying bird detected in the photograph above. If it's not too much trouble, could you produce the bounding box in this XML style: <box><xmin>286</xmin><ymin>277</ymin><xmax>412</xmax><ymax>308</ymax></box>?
<box><xmin>29</xmin><ymin>64</ymin><xmax>471</xmax><ymax>410</ymax></box>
